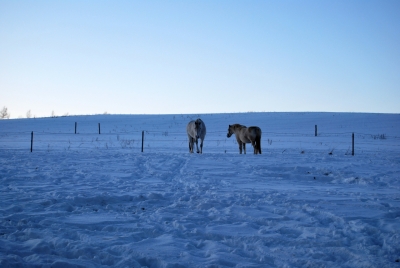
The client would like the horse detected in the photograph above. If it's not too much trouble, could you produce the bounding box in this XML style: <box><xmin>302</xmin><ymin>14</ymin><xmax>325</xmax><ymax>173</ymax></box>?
<box><xmin>186</xmin><ymin>118</ymin><xmax>206</xmax><ymax>153</ymax></box>
<box><xmin>227</xmin><ymin>124</ymin><xmax>262</xmax><ymax>154</ymax></box>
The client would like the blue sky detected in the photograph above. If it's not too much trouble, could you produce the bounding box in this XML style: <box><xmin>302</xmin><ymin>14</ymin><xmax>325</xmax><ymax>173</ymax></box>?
<box><xmin>1</xmin><ymin>0</ymin><xmax>399</xmax><ymax>118</ymax></box>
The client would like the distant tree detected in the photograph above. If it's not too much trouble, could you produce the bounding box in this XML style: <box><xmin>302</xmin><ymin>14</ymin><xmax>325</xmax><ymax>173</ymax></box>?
<box><xmin>51</xmin><ymin>110</ymin><xmax>56</xmax><ymax>118</ymax></box>
<box><xmin>0</xmin><ymin>106</ymin><xmax>10</xmax><ymax>119</ymax></box>
<box><xmin>26</xmin><ymin>110</ymin><xmax>32</xmax><ymax>118</ymax></box>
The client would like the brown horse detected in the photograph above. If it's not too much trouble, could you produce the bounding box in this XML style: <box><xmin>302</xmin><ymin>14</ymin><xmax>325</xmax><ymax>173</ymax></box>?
<box><xmin>227</xmin><ymin>124</ymin><xmax>262</xmax><ymax>154</ymax></box>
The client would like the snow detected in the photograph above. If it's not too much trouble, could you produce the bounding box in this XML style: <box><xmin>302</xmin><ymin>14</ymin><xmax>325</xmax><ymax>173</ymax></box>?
<box><xmin>0</xmin><ymin>112</ymin><xmax>399</xmax><ymax>267</ymax></box>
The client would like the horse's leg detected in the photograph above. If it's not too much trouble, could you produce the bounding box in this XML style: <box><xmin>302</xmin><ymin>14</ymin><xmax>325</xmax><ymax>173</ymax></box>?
<box><xmin>195</xmin><ymin>138</ymin><xmax>200</xmax><ymax>153</ymax></box>
<box><xmin>200</xmin><ymin>138</ymin><xmax>203</xmax><ymax>154</ymax></box>
<box><xmin>189</xmin><ymin>137</ymin><xmax>194</xmax><ymax>153</ymax></box>
<box><xmin>243</xmin><ymin>143</ymin><xmax>246</xmax><ymax>154</ymax></box>
<box><xmin>258</xmin><ymin>136</ymin><xmax>262</xmax><ymax>154</ymax></box>
<box><xmin>238</xmin><ymin>142</ymin><xmax>242</xmax><ymax>154</ymax></box>
<box><xmin>251</xmin><ymin>141</ymin><xmax>256</xmax><ymax>154</ymax></box>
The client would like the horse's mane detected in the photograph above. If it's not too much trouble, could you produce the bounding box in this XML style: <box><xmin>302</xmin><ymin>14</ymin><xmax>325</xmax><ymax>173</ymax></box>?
<box><xmin>231</xmin><ymin>124</ymin><xmax>246</xmax><ymax>129</ymax></box>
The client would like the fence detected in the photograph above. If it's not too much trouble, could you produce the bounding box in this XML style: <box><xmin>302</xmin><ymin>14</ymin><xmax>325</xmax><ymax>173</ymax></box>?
<box><xmin>1</xmin><ymin>122</ymin><xmax>399</xmax><ymax>155</ymax></box>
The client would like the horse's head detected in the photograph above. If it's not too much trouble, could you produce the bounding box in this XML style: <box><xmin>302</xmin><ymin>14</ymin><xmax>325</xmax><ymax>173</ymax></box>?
<box><xmin>227</xmin><ymin>125</ymin><xmax>234</xmax><ymax>138</ymax></box>
<box><xmin>194</xmin><ymin>119</ymin><xmax>203</xmax><ymax>138</ymax></box>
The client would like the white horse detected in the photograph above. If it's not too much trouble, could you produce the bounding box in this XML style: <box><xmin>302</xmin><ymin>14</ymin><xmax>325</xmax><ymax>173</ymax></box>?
<box><xmin>186</xmin><ymin>118</ymin><xmax>206</xmax><ymax>153</ymax></box>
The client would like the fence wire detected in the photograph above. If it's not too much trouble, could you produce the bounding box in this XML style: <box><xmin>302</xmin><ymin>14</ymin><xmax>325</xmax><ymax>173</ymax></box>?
<box><xmin>1</xmin><ymin>129</ymin><xmax>399</xmax><ymax>155</ymax></box>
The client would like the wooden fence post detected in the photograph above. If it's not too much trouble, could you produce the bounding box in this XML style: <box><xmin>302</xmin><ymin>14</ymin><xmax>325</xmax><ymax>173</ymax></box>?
<box><xmin>98</xmin><ymin>123</ymin><xmax>101</xmax><ymax>134</ymax></box>
<box><xmin>141</xmin><ymin>131</ymin><xmax>144</xmax><ymax>152</ymax></box>
<box><xmin>75</xmin><ymin>122</ymin><xmax>77</xmax><ymax>134</ymax></box>
<box><xmin>352</xmin><ymin>133</ymin><xmax>355</xmax><ymax>156</ymax></box>
<box><xmin>315</xmin><ymin>125</ymin><xmax>318</xmax><ymax>137</ymax></box>
<box><xmin>30</xmin><ymin>131</ymin><xmax>33</xmax><ymax>152</ymax></box>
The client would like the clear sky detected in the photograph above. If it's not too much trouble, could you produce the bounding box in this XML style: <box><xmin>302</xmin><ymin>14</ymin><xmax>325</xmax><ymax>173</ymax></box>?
<box><xmin>1</xmin><ymin>0</ymin><xmax>399</xmax><ymax>118</ymax></box>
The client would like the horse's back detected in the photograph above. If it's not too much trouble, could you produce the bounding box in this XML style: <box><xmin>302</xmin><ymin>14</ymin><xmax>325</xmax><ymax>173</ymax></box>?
<box><xmin>187</xmin><ymin>120</ymin><xmax>195</xmax><ymax>129</ymax></box>
<box><xmin>240</xmin><ymin>126</ymin><xmax>261</xmax><ymax>142</ymax></box>
<box><xmin>186</xmin><ymin>120</ymin><xmax>195</xmax><ymax>136</ymax></box>
<box><xmin>248</xmin><ymin>126</ymin><xmax>262</xmax><ymax>136</ymax></box>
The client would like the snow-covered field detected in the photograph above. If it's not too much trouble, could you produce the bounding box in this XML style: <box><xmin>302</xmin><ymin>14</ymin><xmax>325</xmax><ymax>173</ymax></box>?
<box><xmin>1</xmin><ymin>112</ymin><xmax>399</xmax><ymax>267</ymax></box>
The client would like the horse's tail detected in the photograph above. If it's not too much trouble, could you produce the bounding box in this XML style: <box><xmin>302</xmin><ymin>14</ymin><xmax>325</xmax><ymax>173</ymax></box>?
<box><xmin>256</xmin><ymin>135</ymin><xmax>261</xmax><ymax>154</ymax></box>
<box><xmin>257</xmin><ymin>128</ymin><xmax>262</xmax><ymax>154</ymax></box>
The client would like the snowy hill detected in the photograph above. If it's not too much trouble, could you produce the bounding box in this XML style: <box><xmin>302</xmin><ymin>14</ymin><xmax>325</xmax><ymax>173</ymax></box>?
<box><xmin>1</xmin><ymin>112</ymin><xmax>399</xmax><ymax>267</ymax></box>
